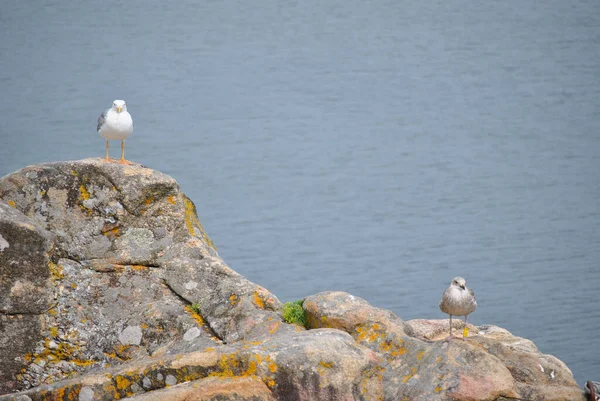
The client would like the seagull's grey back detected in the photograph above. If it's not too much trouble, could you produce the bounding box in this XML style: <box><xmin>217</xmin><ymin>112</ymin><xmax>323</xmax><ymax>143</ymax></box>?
<box><xmin>97</xmin><ymin>110</ymin><xmax>107</xmax><ymax>132</ymax></box>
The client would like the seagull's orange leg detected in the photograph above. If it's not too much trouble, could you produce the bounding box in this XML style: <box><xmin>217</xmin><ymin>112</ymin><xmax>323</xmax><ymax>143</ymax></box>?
<box><xmin>118</xmin><ymin>140</ymin><xmax>134</xmax><ymax>165</ymax></box>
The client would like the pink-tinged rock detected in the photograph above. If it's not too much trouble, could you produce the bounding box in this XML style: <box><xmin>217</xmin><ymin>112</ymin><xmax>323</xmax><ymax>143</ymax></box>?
<box><xmin>303</xmin><ymin>291</ymin><xmax>584</xmax><ymax>401</ymax></box>
<box><xmin>121</xmin><ymin>376</ymin><xmax>275</xmax><ymax>401</ymax></box>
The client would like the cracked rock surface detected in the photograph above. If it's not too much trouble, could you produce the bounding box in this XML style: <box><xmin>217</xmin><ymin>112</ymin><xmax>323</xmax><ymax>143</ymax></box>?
<box><xmin>0</xmin><ymin>159</ymin><xmax>289</xmax><ymax>394</ymax></box>
<box><xmin>0</xmin><ymin>159</ymin><xmax>586</xmax><ymax>400</ymax></box>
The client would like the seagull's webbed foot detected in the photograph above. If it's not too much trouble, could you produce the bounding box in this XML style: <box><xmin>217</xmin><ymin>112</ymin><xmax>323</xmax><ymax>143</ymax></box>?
<box><xmin>118</xmin><ymin>159</ymin><xmax>134</xmax><ymax>165</ymax></box>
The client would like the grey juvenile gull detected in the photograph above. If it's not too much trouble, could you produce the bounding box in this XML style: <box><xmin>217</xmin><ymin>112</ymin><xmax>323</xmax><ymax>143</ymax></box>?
<box><xmin>97</xmin><ymin>99</ymin><xmax>133</xmax><ymax>164</ymax></box>
<box><xmin>439</xmin><ymin>276</ymin><xmax>477</xmax><ymax>341</ymax></box>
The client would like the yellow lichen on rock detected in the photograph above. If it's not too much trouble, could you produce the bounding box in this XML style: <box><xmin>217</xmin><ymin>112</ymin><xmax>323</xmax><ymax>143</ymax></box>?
<box><xmin>79</xmin><ymin>185</ymin><xmax>90</xmax><ymax>201</ymax></box>
<box><xmin>102</xmin><ymin>226</ymin><xmax>120</xmax><ymax>239</ymax></box>
<box><xmin>356</xmin><ymin>324</ymin><xmax>386</xmax><ymax>343</ymax></box>
<box><xmin>416</xmin><ymin>349</ymin><xmax>425</xmax><ymax>361</ymax></box>
<box><xmin>401</xmin><ymin>366</ymin><xmax>417</xmax><ymax>383</ymax></box>
<box><xmin>184</xmin><ymin>305</ymin><xmax>205</xmax><ymax>326</ymax></box>
<box><xmin>48</xmin><ymin>262</ymin><xmax>65</xmax><ymax>282</ymax></box>
<box><xmin>28</xmin><ymin>336</ymin><xmax>95</xmax><ymax>369</ymax></box>
<box><xmin>115</xmin><ymin>375</ymin><xmax>131</xmax><ymax>390</ymax></box>
<box><xmin>183</xmin><ymin>196</ymin><xmax>216</xmax><ymax>251</ymax></box>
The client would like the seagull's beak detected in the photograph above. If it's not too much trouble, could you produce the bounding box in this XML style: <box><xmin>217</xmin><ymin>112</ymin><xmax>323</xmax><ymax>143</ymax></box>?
<box><xmin>117</xmin><ymin>106</ymin><xmax>122</xmax><ymax>113</ymax></box>
<box><xmin>460</xmin><ymin>285</ymin><xmax>465</xmax><ymax>290</ymax></box>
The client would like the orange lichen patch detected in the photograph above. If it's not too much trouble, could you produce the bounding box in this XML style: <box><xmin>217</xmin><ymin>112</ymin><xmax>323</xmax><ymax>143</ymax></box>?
<box><xmin>317</xmin><ymin>361</ymin><xmax>334</xmax><ymax>377</ymax></box>
<box><xmin>401</xmin><ymin>367</ymin><xmax>417</xmax><ymax>383</ymax></box>
<box><xmin>266</xmin><ymin>378</ymin><xmax>276</xmax><ymax>388</ymax></box>
<box><xmin>7</xmin><ymin>200</ymin><xmax>16</xmax><ymax>208</ymax></box>
<box><xmin>71</xmin><ymin>283</ymin><xmax>77</xmax><ymax>289</ymax></box>
<box><xmin>50</xmin><ymin>327</ymin><xmax>59</xmax><ymax>337</ymax></box>
<box><xmin>416</xmin><ymin>350</ymin><xmax>425</xmax><ymax>361</ymax></box>
<box><xmin>435</xmin><ymin>385</ymin><xmax>442</xmax><ymax>393</ymax></box>
<box><xmin>209</xmin><ymin>354</ymin><xmax>241</xmax><ymax>378</ymax></box>
<box><xmin>167</xmin><ymin>195</ymin><xmax>176</xmax><ymax>205</ymax></box>
<box><xmin>130</xmin><ymin>264</ymin><xmax>147</xmax><ymax>271</ymax></box>
<box><xmin>144</xmin><ymin>197</ymin><xmax>154</xmax><ymax>205</ymax></box>
<box><xmin>355</xmin><ymin>324</ymin><xmax>386</xmax><ymax>343</ymax></box>
<box><xmin>48</xmin><ymin>308</ymin><xmax>58</xmax><ymax>316</ymax></box>
<box><xmin>184</xmin><ymin>305</ymin><xmax>205</xmax><ymax>326</ymax></box>
<box><xmin>229</xmin><ymin>293</ymin><xmax>239</xmax><ymax>306</ymax></box>
<box><xmin>436</xmin><ymin>356</ymin><xmax>443</xmax><ymax>364</ymax></box>
<box><xmin>379</xmin><ymin>339</ymin><xmax>406</xmax><ymax>359</ymax></box>
<box><xmin>245</xmin><ymin>359</ymin><xmax>258</xmax><ymax>376</ymax></box>
<box><xmin>265</xmin><ymin>356</ymin><xmax>278</xmax><ymax>373</ymax></box>
<box><xmin>204</xmin><ymin>347</ymin><xmax>215</xmax><ymax>352</ymax></box>
<box><xmin>183</xmin><ymin>196</ymin><xmax>216</xmax><ymax>251</ymax></box>
<box><xmin>252</xmin><ymin>292</ymin><xmax>265</xmax><ymax>309</ymax></box>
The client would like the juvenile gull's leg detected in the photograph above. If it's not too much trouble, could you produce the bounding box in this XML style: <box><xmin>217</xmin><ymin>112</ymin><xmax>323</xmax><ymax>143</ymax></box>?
<box><xmin>463</xmin><ymin>314</ymin><xmax>469</xmax><ymax>339</ymax></box>
<box><xmin>105</xmin><ymin>140</ymin><xmax>110</xmax><ymax>161</ymax></box>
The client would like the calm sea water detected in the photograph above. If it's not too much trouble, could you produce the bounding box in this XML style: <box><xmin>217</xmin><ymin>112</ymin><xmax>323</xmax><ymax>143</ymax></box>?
<box><xmin>1</xmin><ymin>0</ymin><xmax>598</xmax><ymax>385</ymax></box>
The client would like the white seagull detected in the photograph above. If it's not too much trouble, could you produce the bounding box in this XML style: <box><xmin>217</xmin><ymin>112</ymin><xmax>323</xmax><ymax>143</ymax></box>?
<box><xmin>439</xmin><ymin>276</ymin><xmax>477</xmax><ymax>341</ymax></box>
<box><xmin>97</xmin><ymin>100</ymin><xmax>134</xmax><ymax>164</ymax></box>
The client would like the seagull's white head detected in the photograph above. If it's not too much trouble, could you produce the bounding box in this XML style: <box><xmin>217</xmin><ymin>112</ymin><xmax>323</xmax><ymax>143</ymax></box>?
<box><xmin>451</xmin><ymin>276</ymin><xmax>467</xmax><ymax>290</ymax></box>
<box><xmin>111</xmin><ymin>99</ymin><xmax>127</xmax><ymax>113</ymax></box>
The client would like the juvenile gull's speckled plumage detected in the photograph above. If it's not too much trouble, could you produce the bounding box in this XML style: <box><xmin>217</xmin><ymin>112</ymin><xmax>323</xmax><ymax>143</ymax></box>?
<box><xmin>439</xmin><ymin>276</ymin><xmax>477</xmax><ymax>340</ymax></box>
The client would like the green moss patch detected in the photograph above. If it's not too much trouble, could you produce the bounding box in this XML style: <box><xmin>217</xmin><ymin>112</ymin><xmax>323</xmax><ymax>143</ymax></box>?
<box><xmin>282</xmin><ymin>300</ymin><xmax>308</xmax><ymax>328</ymax></box>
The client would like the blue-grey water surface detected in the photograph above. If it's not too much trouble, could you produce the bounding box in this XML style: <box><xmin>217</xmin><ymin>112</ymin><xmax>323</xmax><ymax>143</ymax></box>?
<box><xmin>1</xmin><ymin>0</ymin><xmax>599</xmax><ymax>385</ymax></box>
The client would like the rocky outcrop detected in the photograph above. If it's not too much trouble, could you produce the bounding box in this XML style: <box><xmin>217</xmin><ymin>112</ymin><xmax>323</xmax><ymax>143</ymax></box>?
<box><xmin>0</xmin><ymin>159</ymin><xmax>290</xmax><ymax>393</ymax></box>
<box><xmin>304</xmin><ymin>291</ymin><xmax>584</xmax><ymax>401</ymax></box>
<box><xmin>0</xmin><ymin>159</ymin><xmax>586</xmax><ymax>400</ymax></box>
